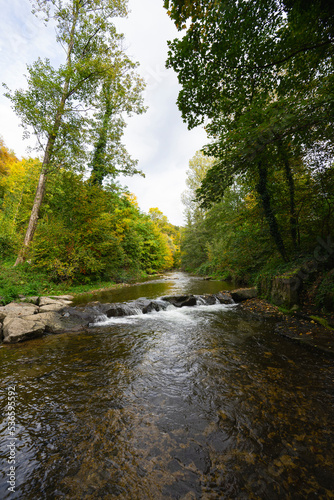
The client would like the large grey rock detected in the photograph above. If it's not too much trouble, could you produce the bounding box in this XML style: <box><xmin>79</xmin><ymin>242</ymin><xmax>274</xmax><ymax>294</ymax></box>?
<box><xmin>24</xmin><ymin>312</ymin><xmax>66</xmax><ymax>333</ymax></box>
<box><xmin>39</xmin><ymin>303</ymin><xmax>68</xmax><ymax>313</ymax></box>
<box><xmin>230</xmin><ymin>288</ymin><xmax>257</xmax><ymax>302</ymax></box>
<box><xmin>142</xmin><ymin>300</ymin><xmax>169</xmax><ymax>314</ymax></box>
<box><xmin>161</xmin><ymin>295</ymin><xmax>197</xmax><ymax>307</ymax></box>
<box><xmin>61</xmin><ymin>305</ymin><xmax>101</xmax><ymax>325</ymax></box>
<box><xmin>50</xmin><ymin>295</ymin><xmax>74</xmax><ymax>301</ymax></box>
<box><xmin>3</xmin><ymin>316</ymin><xmax>45</xmax><ymax>343</ymax></box>
<box><xmin>0</xmin><ymin>302</ymin><xmax>39</xmax><ymax>317</ymax></box>
<box><xmin>24</xmin><ymin>296</ymin><xmax>40</xmax><ymax>305</ymax></box>
<box><xmin>39</xmin><ymin>297</ymin><xmax>72</xmax><ymax>307</ymax></box>
<box><xmin>216</xmin><ymin>292</ymin><xmax>234</xmax><ymax>304</ymax></box>
<box><xmin>271</xmin><ymin>276</ymin><xmax>300</xmax><ymax>308</ymax></box>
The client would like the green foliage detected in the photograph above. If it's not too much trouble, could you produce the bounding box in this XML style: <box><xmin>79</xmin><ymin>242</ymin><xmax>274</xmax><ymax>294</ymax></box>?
<box><xmin>0</xmin><ymin>262</ymin><xmax>48</xmax><ymax>304</ymax></box>
<box><xmin>166</xmin><ymin>0</ymin><xmax>334</xmax><ymax>262</ymax></box>
<box><xmin>0</xmin><ymin>138</ymin><xmax>178</xmax><ymax>295</ymax></box>
<box><xmin>3</xmin><ymin>0</ymin><xmax>146</xmax><ymax>262</ymax></box>
<box><xmin>315</xmin><ymin>271</ymin><xmax>334</xmax><ymax>311</ymax></box>
<box><xmin>180</xmin><ymin>147</ymin><xmax>334</xmax><ymax>288</ymax></box>
<box><xmin>27</xmin><ymin>171</ymin><xmax>174</xmax><ymax>283</ymax></box>
<box><xmin>148</xmin><ymin>207</ymin><xmax>181</xmax><ymax>268</ymax></box>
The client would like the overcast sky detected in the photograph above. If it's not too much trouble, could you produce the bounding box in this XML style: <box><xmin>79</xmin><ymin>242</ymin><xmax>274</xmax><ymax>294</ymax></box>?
<box><xmin>0</xmin><ymin>0</ymin><xmax>207</xmax><ymax>226</ymax></box>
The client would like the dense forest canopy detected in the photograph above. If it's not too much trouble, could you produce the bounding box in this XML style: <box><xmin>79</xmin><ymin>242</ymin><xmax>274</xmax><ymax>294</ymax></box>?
<box><xmin>3</xmin><ymin>0</ymin><xmax>147</xmax><ymax>265</ymax></box>
<box><xmin>0</xmin><ymin>137</ymin><xmax>180</xmax><ymax>301</ymax></box>
<box><xmin>164</xmin><ymin>0</ymin><xmax>334</xmax><ymax>293</ymax></box>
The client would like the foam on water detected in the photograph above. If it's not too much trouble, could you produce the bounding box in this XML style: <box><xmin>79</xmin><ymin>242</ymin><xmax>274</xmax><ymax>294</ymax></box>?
<box><xmin>92</xmin><ymin>302</ymin><xmax>237</xmax><ymax>327</ymax></box>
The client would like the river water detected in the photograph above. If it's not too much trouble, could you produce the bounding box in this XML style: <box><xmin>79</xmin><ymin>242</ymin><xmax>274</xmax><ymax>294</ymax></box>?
<box><xmin>1</xmin><ymin>272</ymin><xmax>334</xmax><ymax>499</ymax></box>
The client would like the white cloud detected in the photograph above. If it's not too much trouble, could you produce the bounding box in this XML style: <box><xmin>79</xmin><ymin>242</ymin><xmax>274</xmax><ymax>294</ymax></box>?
<box><xmin>0</xmin><ymin>0</ymin><xmax>208</xmax><ymax>226</ymax></box>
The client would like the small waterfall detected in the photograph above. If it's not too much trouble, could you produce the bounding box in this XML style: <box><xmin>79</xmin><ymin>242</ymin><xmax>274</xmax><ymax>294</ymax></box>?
<box><xmin>88</xmin><ymin>293</ymin><xmax>235</xmax><ymax>326</ymax></box>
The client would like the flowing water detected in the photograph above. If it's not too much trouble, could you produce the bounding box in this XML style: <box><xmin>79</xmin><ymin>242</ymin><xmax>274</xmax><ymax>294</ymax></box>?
<box><xmin>1</xmin><ymin>272</ymin><xmax>334</xmax><ymax>499</ymax></box>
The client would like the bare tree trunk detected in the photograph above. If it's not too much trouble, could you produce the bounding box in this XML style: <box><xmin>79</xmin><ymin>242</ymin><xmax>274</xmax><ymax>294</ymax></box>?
<box><xmin>14</xmin><ymin>168</ymin><xmax>47</xmax><ymax>266</ymax></box>
<box><xmin>14</xmin><ymin>6</ymin><xmax>79</xmax><ymax>266</ymax></box>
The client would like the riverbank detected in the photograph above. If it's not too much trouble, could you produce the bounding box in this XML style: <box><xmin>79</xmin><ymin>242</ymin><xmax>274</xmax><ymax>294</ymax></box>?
<box><xmin>0</xmin><ymin>259</ymin><xmax>163</xmax><ymax>306</ymax></box>
<box><xmin>239</xmin><ymin>297</ymin><xmax>334</xmax><ymax>358</ymax></box>
<box><xmin>1</xmin><ymin>279</ymin><xmax>334</xmax><ymax>358</ymax></box>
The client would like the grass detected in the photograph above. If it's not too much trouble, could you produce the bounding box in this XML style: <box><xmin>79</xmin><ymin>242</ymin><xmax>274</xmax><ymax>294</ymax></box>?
<box><xmin>0</xmin><ymin>259</ymin><xmax>163</xmax><ymax>305</ymax></box>
<box><xmin>0</xmin><ymin>261</ymin><xmax>118</xmax><ymax>305</ymax></box>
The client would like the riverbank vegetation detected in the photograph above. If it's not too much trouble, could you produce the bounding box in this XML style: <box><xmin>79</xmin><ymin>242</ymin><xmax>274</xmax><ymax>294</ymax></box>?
<box><xmin>0</xmin><ymin>0</ymin><xmax>181</xmax><ymax>304</ymax></box>
<box><xmin>165</xmin><ymin>0</ymin><xmax>334</xmax><ymax>311</ymax></box>
<box><xmin>0</xmin><ymin>140</ymin><xmax>180</xmax><ymax>303</ymax></box>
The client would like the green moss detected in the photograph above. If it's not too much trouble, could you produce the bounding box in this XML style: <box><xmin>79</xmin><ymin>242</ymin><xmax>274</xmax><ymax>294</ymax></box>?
<box><xmin>277</xmin><ymin>306</ymin><xmax>294</xmax><ymax>316</ymax></box>
<box><xmin>310</xmin><ymin>316</ymin><xmax>334</xmax><ymax>331</ymax></box>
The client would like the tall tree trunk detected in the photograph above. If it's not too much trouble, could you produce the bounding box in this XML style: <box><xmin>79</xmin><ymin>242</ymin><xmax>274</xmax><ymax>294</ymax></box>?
<box><xmin>14</xmin><ymin>6</ymin><xmax>79</xmax><ymax>266</ymax></box>
<box><xmin>256</xmin><ymin>160</ymin><xmax>289</xmax><ymax>262</ymax></box>
<box><xmin>278</xmin><ymin>141</ymin><xmax>298</xmax><ymax>251</ymax></box>
<box><xmin>14</xmin><ymin>134</ymin><xmax>58</xmax><ymax>265</ymax></box>
<box><xmin>14</xmin><ymin>168</ymin><xmax>47</xmax><ymax>265</ymax></box>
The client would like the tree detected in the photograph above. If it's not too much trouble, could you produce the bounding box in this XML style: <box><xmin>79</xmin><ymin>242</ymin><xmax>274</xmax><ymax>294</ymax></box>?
<box><xmin>4</xmin><ymin>0</ymin><xmax>144</xmax><ymax>265</ymax></box>
<box><xmin>165</xmin><ymin>0</ymin><xmax>334</xmax><ymax>261</ymax></box>
<box><xmin>89</xmin><ymin>60</ymin><xmax>146</xmax><ymax>186</ymax></box>
<box><xmin>181</xmin><ymin>151</ymin><xmax>215</xmax><ymax>224</ymax></box>
<box><xmin>148</xmin><ymin>207</ymin><xmax>181</xmax><ymax>268</ymax></box>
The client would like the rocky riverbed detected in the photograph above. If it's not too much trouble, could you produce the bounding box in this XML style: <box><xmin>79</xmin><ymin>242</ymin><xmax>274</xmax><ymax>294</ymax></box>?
<box><xmin>1</xmin><ymin>287</ymin><xmax>333</xmax><ymax>357</ymax></box>
<box><xmin>0</xmin><ymin>291</ymin><xmax>235</xmax><ymax>344</ymax></box>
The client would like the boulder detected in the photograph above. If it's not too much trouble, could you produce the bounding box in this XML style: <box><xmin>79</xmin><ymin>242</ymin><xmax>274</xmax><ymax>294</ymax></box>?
<box><xmin>61</xmin><ymin>306</ymin><xmax>99</xmax><ymax>325</ymax></box>
<box><xmin>142</xmin><ymin>300</ymin><xmax>168</xmax><ymax>314</ymax></box>
<box><xmin>216</xmin><ymin>292</ymin><xmax>234</xmax><ymax>304</ymax></box>
<box><xmin>49</xmin><ymin>295</ymin><xmax>74</xmax><ymax>301</ymax></box>
<box><xmin>230</xmin><ymin>288</ymin><xmax>257</xmax><ymax>302</ymax></box>
<box><xmin>39</xmin><ymin>296</ymin><xmax>72</xmax><ymax>307</ymax></box>
<box><xmin>24</xmin><ymin>296</ymin><xmax>40</xmax><ymax>305</ymax></box>
<box><xmin>271</xmin><ymin>276</ymin><xmax>300</xmax><ymax>308</ymax></box>
<box><xmin>161</xmin><ymin>295</ymin><xmax>197</xmax><ymax>308</ymax></box>
<box><xmin>39</xmin><ymin>303</ymin><xmax>68</xmax><ymax>313</ymax></box>
<box><xmin>24</xmin><ymin>312</ymin><xmax>67</xmax><ymax>333</ymax></box>
<box><xmin>200</xmin><ymin>295</ymin><xmax>217</xmax><ymax>305</ymax></box>
<box><xmin>0</xmin><ymin>302</ymin><xmax>39</xmax><ymax>317</ymax></box>
<box><xmin>106</xmin><ymin>305</ymin><xmax>133</xmax><ymax>317</ymax></box>
<box><xmin>3</xmin><ymin>316</ymin><xmax>45</xmax><ymax>344</ymax></box>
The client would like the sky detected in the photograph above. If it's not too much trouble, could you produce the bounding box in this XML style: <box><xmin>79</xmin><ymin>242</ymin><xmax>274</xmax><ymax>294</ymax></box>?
<box><xmin>0</xmin><ymin>0</ymin><xmax>208</xmax><ymax>226</ymax></box>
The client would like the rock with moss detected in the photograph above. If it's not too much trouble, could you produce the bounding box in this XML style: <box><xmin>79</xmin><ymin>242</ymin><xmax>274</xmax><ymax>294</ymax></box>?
<box><xmin>271</xmin><ymin>273</ymin><xmax>301</xmax><ymax>308</ymax></box>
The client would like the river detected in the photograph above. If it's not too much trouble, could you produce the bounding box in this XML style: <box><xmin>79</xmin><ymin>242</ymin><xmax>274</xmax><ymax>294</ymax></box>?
<box><xmin>1</xmin><ymin>272</ymin><xmax>333</xmax><ymax>499</ymax></box>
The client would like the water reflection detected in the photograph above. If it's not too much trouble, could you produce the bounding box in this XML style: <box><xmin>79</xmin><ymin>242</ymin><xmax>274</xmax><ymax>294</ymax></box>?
<box><xmin>0</xmin><ymin>273</ymin><xmax>333</xmax><ymax>499</ymax></box>
<box><xmin>72</xmin><ymin>271</ymin><xmax>234</xmax><ymax>306</ymax></box>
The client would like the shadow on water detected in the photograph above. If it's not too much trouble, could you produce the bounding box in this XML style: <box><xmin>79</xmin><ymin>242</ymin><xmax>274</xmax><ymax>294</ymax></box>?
<box><xmin>0</xmin><ymin>272</ymin><xmax>334</xmax><ymax>499</ymax></box>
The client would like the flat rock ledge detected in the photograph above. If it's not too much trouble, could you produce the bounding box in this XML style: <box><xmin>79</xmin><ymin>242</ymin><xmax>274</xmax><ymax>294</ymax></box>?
<box><xmin>239</xmin><ymin>298</ymin><xmax>334</xmax><ymax>358</ymax></box>
<box><xmin>0</xmin><ymin>296</ymin><xmax>75</xmax><ymax>344</ymax></box>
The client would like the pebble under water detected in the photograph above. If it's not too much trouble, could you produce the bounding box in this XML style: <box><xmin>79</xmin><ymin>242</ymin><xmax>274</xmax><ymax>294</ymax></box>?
<box><xmin>1</xmin><ymin>272</ymin><xmax>334</xmax><ymax>499</ymax></box>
